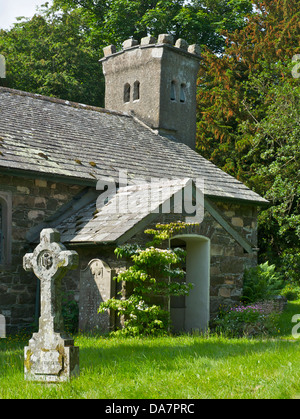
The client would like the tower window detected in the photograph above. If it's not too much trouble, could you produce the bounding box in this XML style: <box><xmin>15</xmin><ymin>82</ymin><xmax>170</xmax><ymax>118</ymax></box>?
<box><xmin>180</xmin><ymin>83</ymin><xmax>186</xmax><ymax>103</ymax></box>
<box><xmin>170</xmin><ymin>81</ymin><xmax>176</xmax><ymax>102</ymax></box>
<box><xmin>133</xmin><ymin>81</ymin><xmax>140</xmax><ymax>101</ymax></box>
<box><xmin>124</xmin><ymin>83</ymin><xmax>131</xmax><ymax>103</ymax></box>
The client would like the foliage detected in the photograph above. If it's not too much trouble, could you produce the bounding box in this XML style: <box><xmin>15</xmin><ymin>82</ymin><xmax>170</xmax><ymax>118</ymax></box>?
<box><xmin>62</xmin><ymin>292</ymin><xmax>79</xmax><ymax>333</ymax></box>
<box><xmin>0</xmin><ymin>6</ymin><xmax>104</xmax><ymax>106</ymax></box>
<box><xmin>280</xmin><ymin>283</ymin><xmax>300</xmax><ymax>301</ymax></box>
<box><xmin>197</xmin><ymin>0</ymin><xmax>300</xmax><ymax>272</ymax></box>
<box><xmin>214</xmin><ymin>303</ymin><xmax>281</xmax><ymax>337</ymax></box>
<box><xmin>145</xmin><ymin>221</ymin><xmax>197</xmax><ymax>246</ymax></box>
<box><xmin>242</xmin><ymin>262</ymin><xmax>284</xmax><ymax>303</ymax></box>
<box><xmin>99</xmin><ymin>223</ymin><xmax>193</xmax><ymax>336</ymax></box>
<box><xmin>2</xmin><ymin>331</ymin><xmax>300</xmax><ymax>399</ymax></box>
<box><xmin>0</xmin><ymin>0</ymin><xmax>253</xmax><ymax>104</ymax></box>
<box><xmin>53</xmin><ymin>0</ymin><xmax>253</xmax><ymax>53</ymax></box>
<box><xmin>99</xmin><ymin>295</ymin><xmax>170</xmax><ymax>337</ymax></box>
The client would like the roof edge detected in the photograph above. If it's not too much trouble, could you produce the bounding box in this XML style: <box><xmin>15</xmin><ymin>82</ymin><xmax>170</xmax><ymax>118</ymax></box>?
<box><xmin>0</xmin><ymin>86</ymin><xmax>130</xmax><ymax>118</ymax></box>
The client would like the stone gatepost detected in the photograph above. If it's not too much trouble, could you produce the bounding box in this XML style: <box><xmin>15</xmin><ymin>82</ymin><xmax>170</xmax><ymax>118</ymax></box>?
<box><xmin>23</xmin><ymin>229</ymin><xmax>79</xmax><ymax>383</ymax></box>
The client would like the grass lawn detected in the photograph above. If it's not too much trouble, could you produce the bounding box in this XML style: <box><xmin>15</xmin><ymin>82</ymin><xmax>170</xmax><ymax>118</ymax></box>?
<box><xmin>1</xmin><ymin>300</ymin><xmax>300</xmax><ymax>399</ymax></box>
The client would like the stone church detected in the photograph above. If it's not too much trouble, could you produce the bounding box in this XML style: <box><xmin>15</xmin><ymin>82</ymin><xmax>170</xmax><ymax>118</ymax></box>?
<box><xmin>0</xmin><ymin>34</ymin><xmax>267</xmax><ymax>335</ymax></box>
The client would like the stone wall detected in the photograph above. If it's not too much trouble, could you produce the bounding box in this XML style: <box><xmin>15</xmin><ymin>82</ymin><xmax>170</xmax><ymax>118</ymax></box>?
<box><xmin>0</xmin><ymin>174</ymin><xmax>84</xmax><ymax>334</ymax></box>
<box><xmin>0</xmin><ymin>172</ymin><xmax>258</xmax><ymax>333</ymax></box>
<box><xmin>64</xmin><ymin>201</ymin><xmax>258</xmax><ymax>328</ymax></box>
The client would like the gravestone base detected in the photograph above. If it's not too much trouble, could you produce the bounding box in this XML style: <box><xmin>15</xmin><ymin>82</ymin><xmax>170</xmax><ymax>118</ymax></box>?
<box><xmin>24</xmin><ymin>331</ymin><xmax>79</xmax><ymax>383</ymax></box>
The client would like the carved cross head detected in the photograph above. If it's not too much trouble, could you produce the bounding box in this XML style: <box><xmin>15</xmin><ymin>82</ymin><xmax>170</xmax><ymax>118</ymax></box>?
<box><xmin>23</xmin><ymin>229</ymin><xmax>79</xmax><ymax>281</ymax></box>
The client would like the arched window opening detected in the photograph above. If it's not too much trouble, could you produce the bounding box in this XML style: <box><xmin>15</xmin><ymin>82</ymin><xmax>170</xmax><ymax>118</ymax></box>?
<box><xmin>180</xmin><ymin>83</ymin><xmax>186</xmax><ymax>103</ymax></box>
<box><xmin>124</xmin><ymin>83</ymin><xmax>131</xmax><ymax>103</ymax></box>
<box><xmin>170</xmin><ymin>81</ymin><xmax>176</xmax><ymax>102</ymax></box>
<box><xmin>133</xmin><ymin>81</ymin><xmax>140</xmax><ymax>101</ymax></box>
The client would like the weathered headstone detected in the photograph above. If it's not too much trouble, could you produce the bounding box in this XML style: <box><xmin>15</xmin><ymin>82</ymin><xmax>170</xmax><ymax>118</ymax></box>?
<box><xmin>23</xmin><ymin>229</ymin><xmax>79</xmax><ymax>382</ymax></box>
<box><xmin>79</xmin><ymin>259</ymin><xmax>116</xmax><ymax>333</ymax></box>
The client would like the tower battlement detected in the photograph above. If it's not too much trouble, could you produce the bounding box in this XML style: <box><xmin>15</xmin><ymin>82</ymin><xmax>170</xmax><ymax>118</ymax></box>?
<box><xmin>100</xmin><ymin>34</ymin><xmax>201</xmax><ymax>149</ymax></box>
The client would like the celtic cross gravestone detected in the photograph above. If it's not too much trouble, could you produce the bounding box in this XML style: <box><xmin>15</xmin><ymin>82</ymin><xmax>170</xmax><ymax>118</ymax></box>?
<box><xmin>23</xmin><ymin>229</ymin><xmax>80</xmax><ymax>382</ymax></box>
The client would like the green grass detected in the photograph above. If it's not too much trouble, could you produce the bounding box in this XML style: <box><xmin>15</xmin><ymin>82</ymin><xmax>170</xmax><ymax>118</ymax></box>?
<box><xmin>1</xmin><ymin>301</ymin><xmax>300</xmax><ymax>399</ymax></box>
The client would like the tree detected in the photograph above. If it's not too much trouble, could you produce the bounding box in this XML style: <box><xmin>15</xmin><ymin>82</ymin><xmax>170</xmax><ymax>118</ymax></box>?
<box><xmin>53</xmin><ymin>0</ymin><xmax>253</xmax><ymax>53</ymax></box>
<box><xmin>0</xmin><ymin>7</ymin><xmax>104</xmax><ymax>106</ymax></box>
<box><xmin>196</xmin><ymin>0</ymin><xmax>300</xmax><ymax>278</ymax></box>
<box><xmin>99</xmin><ymin>223</ymin><xmax>194</xmax><ymax>336</ymax></box>
<box><xmin>0</xmin><ymin>1</ymin><xmax>253</xmax><ymax>104</ymax></box>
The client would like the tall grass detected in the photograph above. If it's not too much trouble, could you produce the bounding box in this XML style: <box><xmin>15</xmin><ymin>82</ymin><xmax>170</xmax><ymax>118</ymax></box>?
<box><xmin>0</xmin><ymin>302</ymin><xmax>300</xmax><ymax>399</ymax></box>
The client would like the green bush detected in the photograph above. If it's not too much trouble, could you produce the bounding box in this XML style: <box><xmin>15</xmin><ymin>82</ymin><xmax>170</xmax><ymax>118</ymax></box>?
<box><xmin>62</xmin><ymin>292</ymin><xmax>79</xmax><ymax>334</ymax></box>
<box><xmin>280</xmin><ymin>283</ymin><xmax>300</xmax><ymax>301</ymax></box>
<box><xmin>214</xmin><ymin>303</ymin><xmax>280</xmax><ymax>338</ymax></box>
<box><xmin>99</xmin><ymin>295</ymin><xmax>170</xmax><ymax>337</ymax></box>
<box><xmin>242</xmin><ymin>262</ymin><xmax>284</xmax><ymax>303</ymax></box>
<box><xmin>99</xmin><ymin>223</ymin><xmax>194</xmax><ymax>337</ymax></box>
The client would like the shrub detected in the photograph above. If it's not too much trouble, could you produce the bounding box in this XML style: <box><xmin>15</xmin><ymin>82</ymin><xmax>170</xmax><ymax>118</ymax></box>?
<box><xmin>214</xmin><ymin>303</ymin><xmax>280</xmax><ymax>338</ymax></box>
<box><xmin>280</xmin><ymin>283</ymin><xmax>300</xmax><ymax>301</ymax></box>
<box><xmin>242</xmin><ymin>262</ymin><xmax>284</xmax><ymax>303</ymax></box>
<box><xmin>99</xmin><ymin>223</ymin><xmax>195</xmax><ymax>337</ymax></box>
<box><xmin>62</xmin><ymin>292</ymin><xmax>79</xmax><ymax>334</ymax></box>
<box><xmin>99</xmin><ymin>295</ymin><xmax>170</xmax><ymax>337</ymax></box>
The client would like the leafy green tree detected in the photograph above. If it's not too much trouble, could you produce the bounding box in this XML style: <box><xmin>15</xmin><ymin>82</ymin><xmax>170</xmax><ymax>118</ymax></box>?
<box><xmin>99</xmin><ymin>223</ymin><xmax>193</xmax><ymax>336</ymax></box>
<box><xmin>0</xmin><ymin>7</ymin><xmax>104</xmax><ymax>105</ymax></box>
<box><xmin>0</xmin><ymin>0</ymin><xmax>253</xmax><ymax>104</ymax></box>
<box><xmin>53</xmin><ymin>0</ymin><xmax>253</xmax><ymax>53</ymax></box>
<box><xmin>242</xmin><ymin>61</ymin><xmax>300</xmax><ymax>277</ymax></box>
<box><xmin>196</xmin><ymin>0</ymin><xmax>300</xmax><ymax>278</ymax></box>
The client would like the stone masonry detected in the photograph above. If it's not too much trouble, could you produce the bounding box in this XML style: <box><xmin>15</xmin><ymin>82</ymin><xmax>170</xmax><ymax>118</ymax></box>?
<box><xmin>61</xmin><ymin>200</ymin><xmax>258</xmax><ymax>330</ymax></box>
<box><xmin>0</xmin><ymin>173</ymin><xmax>84</xmax><ymax>334</ymax></box>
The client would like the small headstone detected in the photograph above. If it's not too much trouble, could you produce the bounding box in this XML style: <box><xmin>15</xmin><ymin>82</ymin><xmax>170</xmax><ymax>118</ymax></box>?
<box><xmin>79</xmin><ymin>259</ymin><xmax>116</xmax><ymax>333</ymax></box>
<box><xmin>23</xmin><ymin>229</ymin><xmax>79</xmax><ymax>383</ymax></box>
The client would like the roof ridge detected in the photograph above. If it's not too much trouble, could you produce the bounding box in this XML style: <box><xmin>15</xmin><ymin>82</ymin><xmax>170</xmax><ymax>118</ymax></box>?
<box><xmin>0</xmin><ymin>86</ymin><xmax>130</xmax><ymax>118</ymax></box>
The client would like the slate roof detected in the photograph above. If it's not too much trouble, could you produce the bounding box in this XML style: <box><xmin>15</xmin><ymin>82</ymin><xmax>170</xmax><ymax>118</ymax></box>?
<box><xmin>0</xmin><ymin>87</ymin><xmax>267</xmax><ymax>205</ymax></box>
<box><xmin>54</xmin><ymin>179</ymin><xmax>193</xmax><ymax>244</ymax></box>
